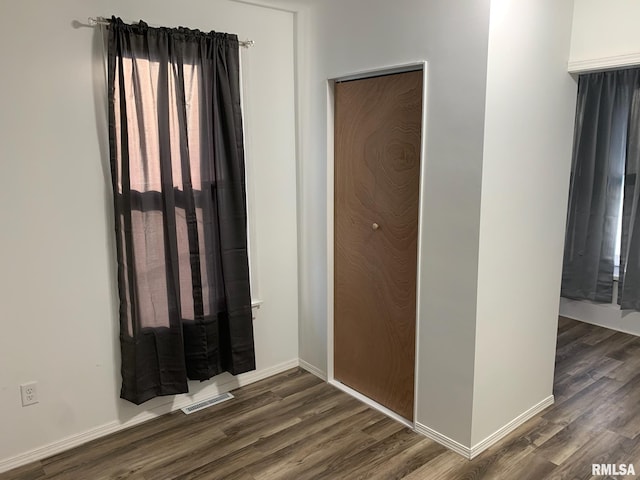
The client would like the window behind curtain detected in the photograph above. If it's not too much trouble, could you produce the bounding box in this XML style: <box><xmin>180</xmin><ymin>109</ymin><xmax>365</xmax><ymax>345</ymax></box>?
<box><xmin>108</xmin><ymin>17</ymin><xmax>256</xmax><ymax>405</ymax></box>
<box><xmin>561</xmin><ymin>68</ymin><xmax>640</xmax><ymax>307</ymax></box>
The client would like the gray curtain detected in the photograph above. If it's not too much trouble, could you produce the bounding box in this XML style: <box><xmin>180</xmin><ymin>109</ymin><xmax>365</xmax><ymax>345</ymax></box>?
<box><xmin>562</xmin><ymin>69</ymin><xmax>637</xmax><ymax>302</ymax></box>
<box><xmin>107</xmin><ymin>17</ymin><xmax>255</xmax><ymax>405</ymax></box>
<box><xmin>620</xmin><ymin>83</ymin><xmax>640</xmax><ymax>309</ymax></box>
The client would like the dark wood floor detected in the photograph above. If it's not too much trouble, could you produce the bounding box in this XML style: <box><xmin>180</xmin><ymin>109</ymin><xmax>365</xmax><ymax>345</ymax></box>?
<box><xmin>4</xmin><ymin>317</ymin><xmax>640</xmax><ymax>479</ymax></box>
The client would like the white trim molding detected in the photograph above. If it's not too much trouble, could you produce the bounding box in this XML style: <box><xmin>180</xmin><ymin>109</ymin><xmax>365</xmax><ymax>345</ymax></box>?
<box><xmin>299</xmin><ymin>359</ymin><xmax>328</xmax><ymax>381</ymax></box>
<box><xmin>413</xmin><ymin>61</ymin><xmax>429</xmax><ymax>424</ymax></box>
<box><xmin>415</xmin><ymin>395</ymin><xmax>554</xmax><ymax>460</ymax></box>
<box><xmin>469</xmin><ymin>395</ymin><xmax>554</xmax><ymax>459</ymax></box>
<box><xmin>0</xmin><ymin>359</ymin><xmax>299</xmax><ymax>474</ymax></box>
<box><xmin>568</xmin><ymin>53</ymin><xmax>640</xmax><ymax>73</ymax></box>
<box><xmin>331</xmin><ymin>62</ymin><xmax>424</xmax><ymax>83</ymax></box>
<box><xmin>326</xmin><ymin>60</ymin><xmax>428</xmax><ymax>395</ymax></box>
<box><xmin>230</xmin><ymin>0</ymin><xmax>306</xmax><ymax>13</ymax></box>
<box><xmin>414</xmin><ymin>423</ymin><xmax>472</xmax><ymax>459</ymax></box>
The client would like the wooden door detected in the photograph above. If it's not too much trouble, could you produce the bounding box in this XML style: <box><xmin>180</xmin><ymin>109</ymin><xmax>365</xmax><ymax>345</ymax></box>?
<box><xmin>334</xmin><ymin>70</ymin><xmax>422</xmax><ymax>421</ymax></box>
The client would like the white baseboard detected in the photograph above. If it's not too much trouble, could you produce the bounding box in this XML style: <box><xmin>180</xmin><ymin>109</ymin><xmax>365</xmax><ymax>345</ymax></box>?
<box><xmin>298</xmin><ymin>359</ymin><xmax>327</xmax><ymax>381</ymax></box>
<box><xmin>414</xmin><ymin>423</ymin><xmax>471</xmax><ymax>458</ymax></box>
<box><xmin>415</xmin><ymin>395</ymin><xmax>554</xmax><ymax>460</ymax></box>
<box><xmin>559</xmin><ymin>297</ymin><xmax>640</xmax><ymax>337</ymax></box>
<box><xmin>1</xmin><ymin>360</ymin><xmax>554</xmax><ymax>472</ymax></box>
<box><xmin>469</xmin><ymin>395</ymin><xmax>554</xmax><ymax>459</ymax></box>
<box><xmin>0</xmin><ymin>358</ymin><xmax>299</xmax><ymax>474</ymax></box>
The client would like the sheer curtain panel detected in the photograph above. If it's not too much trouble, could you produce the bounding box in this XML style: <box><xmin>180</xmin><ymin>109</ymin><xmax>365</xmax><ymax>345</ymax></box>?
<box><xmin>107</xmin><ymin>17</ymin><xmax>255</xmax><ymax>404</ymax></box>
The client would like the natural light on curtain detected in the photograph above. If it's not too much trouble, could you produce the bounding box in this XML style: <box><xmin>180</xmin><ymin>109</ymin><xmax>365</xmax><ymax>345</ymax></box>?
<box><xmin>113</xmin><ymin>57</ymin><xmax>210</xmax><ymax>329</ymax></box>
<box><xmin>562</xmin><ymin>67</ymin><xmax>640</xmax><ymax>311</ymax></box>
<box><xmin>108</xmin><ymin>17</ymin><xmax>255</xmax><ymax>404</ymax></box>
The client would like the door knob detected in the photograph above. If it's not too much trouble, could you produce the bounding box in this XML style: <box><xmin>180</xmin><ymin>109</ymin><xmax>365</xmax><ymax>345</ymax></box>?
<box><xmin>372</xmin><ymin>223</ymin><xmax>380</xmax><ymax>231</ymax></box>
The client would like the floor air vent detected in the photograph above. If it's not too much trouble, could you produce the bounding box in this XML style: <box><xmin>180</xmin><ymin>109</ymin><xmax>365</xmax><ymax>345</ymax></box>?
<box><xmin>181</xmin><ymin>392</ymin><xmax>234</xmax><ymax>415</ymax></box>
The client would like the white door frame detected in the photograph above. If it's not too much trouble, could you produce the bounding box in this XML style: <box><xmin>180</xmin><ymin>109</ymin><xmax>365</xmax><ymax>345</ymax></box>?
<box><xmin>326</xmin><ymin>61</ymin><xmax>429</xmax><ymax>429</ymax></box>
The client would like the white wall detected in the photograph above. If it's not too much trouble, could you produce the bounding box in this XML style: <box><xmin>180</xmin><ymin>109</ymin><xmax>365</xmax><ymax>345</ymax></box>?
<box><xmin>0</xmin><ymin>0</ymin><xmax>298</xmax><ymax>468</ymax></box>
<box><xmin>560</xmin><ymin>292</ymin><xmax>640</xmax><ymax>336</ymax></box>
<box><xmin>556</xmin><ymin>279</ymin><xmax>640</xmax><ymax>338</ymax></box>
<box><xmin>0</xmin><ymin>0</ymin><xmax>583</xmax><ymax>466</ymax></box>
<box><xmin>570</xmin><ymin>0</ymin><xmax>640</xmax><ymax>68</ymax></box>
<box><xmin>472</xmin><ymin>0</ymin><xmax>577</xmax><ymax>446</ymax></box>
<box><xmin>299</xmin><ymin>0</ymin><xmax>580</xmax><ymax>451</ymax></box>
<box><xmin>298</xmin><ymin>0</ymin><xmax>492</xmax><ymax>446</ymax></box>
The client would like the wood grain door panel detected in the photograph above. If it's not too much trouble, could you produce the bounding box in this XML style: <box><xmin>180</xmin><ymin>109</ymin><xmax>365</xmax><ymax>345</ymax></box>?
<box><xmin>334</xmin><ymin>70</ymin><xmax>422</xmax><ymax>421</ymax></box>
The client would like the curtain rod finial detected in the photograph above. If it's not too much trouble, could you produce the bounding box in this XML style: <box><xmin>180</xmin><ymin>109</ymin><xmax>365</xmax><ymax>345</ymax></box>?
<box><xmin>89</xmin><ymin>17</ymin><xmax>109</xmax><ymax>27</ymax></box>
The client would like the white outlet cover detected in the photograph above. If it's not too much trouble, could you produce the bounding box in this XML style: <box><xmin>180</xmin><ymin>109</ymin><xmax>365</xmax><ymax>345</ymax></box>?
<box><xmin>20</xmin><ymin>382</ymin><xmax>38</xmax><ymax>406</ymax></box>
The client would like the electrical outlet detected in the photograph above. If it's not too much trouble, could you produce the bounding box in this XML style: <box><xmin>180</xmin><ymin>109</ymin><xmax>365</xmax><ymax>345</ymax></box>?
<box><xmin>20</xmin><ymin>382</ymin><xmax>38</xmax><ymax>406</ymax></box>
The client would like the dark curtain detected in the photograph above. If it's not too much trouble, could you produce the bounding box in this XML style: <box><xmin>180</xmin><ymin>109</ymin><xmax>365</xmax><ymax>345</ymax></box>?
<box><xmin>561</xmin><ymin>70</ymin><xmax>636</xmax><ymax>302</ymax></box>
<box><xmin>621</xmin><ymin>82</ymin><xmax>640</xmax><ymax>309</ymax></box>
<box><xmin>107</xmin><ymin>17</ymin><xmax>255</xmax><ymax>405</ymax></box>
